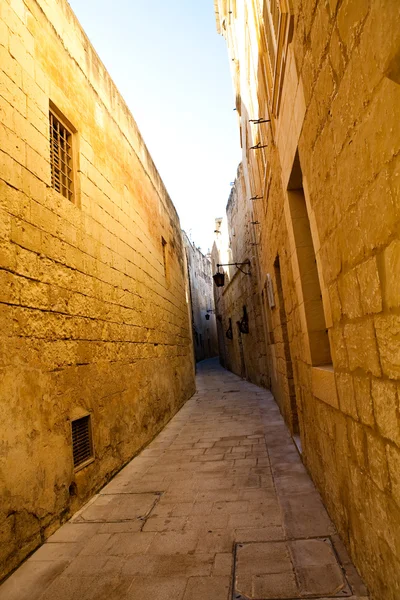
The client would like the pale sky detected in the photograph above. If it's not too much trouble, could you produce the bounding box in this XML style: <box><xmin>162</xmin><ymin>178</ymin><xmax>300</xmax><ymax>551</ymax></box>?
<box><xmin>67</xmin><ymin>0</ymin><xmax>241</xmax><ymax>253</ymax></box>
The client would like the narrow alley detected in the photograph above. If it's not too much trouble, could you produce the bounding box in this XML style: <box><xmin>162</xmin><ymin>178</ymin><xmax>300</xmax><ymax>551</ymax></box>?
<box><xmin>0</xmin><ymin>359</ymin><xmax>368</xmax><ymax>600</ymax></box>
<box><xmin>1</xmin><ymin>0</ymin><xmax>400</xmax><ymax>597</ymax></box>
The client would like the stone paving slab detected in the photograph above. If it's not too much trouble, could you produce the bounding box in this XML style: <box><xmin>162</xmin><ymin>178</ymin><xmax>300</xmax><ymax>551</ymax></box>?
<box><xmin>0</xmin><ymin>359</ymin><xmax>369</xmax><ymax>600</ymax></box>
<box><xmin>234</xmin><ymin>538</ymin><xmax>351</xmax><ymax>599</ymax></box>
<box><xmin>71</xmin><ymin>492</ymin><xmax>160</xmax><ymax>523</ymax></box>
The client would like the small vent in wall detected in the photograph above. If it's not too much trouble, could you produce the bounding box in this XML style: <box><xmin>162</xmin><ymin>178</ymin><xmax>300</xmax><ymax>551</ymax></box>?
<box><xmin>71</xmin><ymin>415</ymin><xmax>94</xmax><ymax>470</ymax></box>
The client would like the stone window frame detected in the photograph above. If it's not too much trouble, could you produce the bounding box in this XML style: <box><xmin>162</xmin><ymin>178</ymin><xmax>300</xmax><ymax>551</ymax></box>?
<box><xmin>286</xmin><ymin>156</ymin><xmax>332</xmax><ymax>368</ymax></box>
<box><xmin>284</xmin><ymin>151</ymin><xmax>338</xmax><ymax>408</ymax></box>
<box><xmin>258</xmin><ymin>0</ymin><xmax>294</xmax><ymax>117</ymax></box>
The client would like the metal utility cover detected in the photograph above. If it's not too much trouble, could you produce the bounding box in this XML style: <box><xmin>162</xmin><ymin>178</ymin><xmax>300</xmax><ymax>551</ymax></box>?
<box><xmin>234</xmin><ymin>538</ymin><xmax>352</xmax><ymax>599</ymax></box>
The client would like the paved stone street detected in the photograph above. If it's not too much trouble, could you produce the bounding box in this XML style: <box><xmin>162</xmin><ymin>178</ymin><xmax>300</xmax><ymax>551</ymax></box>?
<box><xmin>1</xmin><ymin>359</ymin><xmax>369</xmax><ymax>600</ymax></box>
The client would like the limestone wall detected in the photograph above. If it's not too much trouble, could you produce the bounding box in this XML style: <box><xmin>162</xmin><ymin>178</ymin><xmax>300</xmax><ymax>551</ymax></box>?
<box><xmin>182</xmin><ymin>231</ymin><xmax>218</xmax><ymax>362</ymax></box>
<box><xmin>0</xmin><ymin>0</ymin><xmax>195</xmax><ymax>580</ymax></box>
<box><xmin>215</xmin><ymin>0</ymin><xmax>400</xmax><ymax>597</ymax></box>
<box><xmin>212</xmin><ymin>166</ymin><xmax>269</xmax><ymax>388</ymax></box>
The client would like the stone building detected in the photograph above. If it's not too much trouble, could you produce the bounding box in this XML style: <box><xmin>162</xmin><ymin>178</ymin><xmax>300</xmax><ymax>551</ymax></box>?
<box><xmin>0</xmin><ymin>0</ymin><xmax>195</xmax><ymax>581</ymax></box>
<box><xmin>211</xmin><ymin>165</ymin><xmax>269</xmax><ymax>386</ymax></box>
<box><xmin>182</xmin><ymin>231</ymin><xmax>218</xmax><ymax>362</ymax></box>
<box><xmin>214</xmin><ymin>0</ymin><xmax>400</xmax><ymax>598</ymax></box>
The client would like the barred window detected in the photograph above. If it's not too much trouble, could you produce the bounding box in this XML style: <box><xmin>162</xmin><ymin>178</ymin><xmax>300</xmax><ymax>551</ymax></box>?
<box><xmin>49</xmin><ymin>110</ymin><xmax>74</xmax><ymax>202</ymax></box>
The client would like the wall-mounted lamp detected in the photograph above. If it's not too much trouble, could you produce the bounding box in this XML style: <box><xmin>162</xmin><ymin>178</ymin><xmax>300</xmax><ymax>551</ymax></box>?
<box><xmin>237</xmin><ymin>306</ymin><xmax>249</xmax><ymax>334</ymax></box>
<box><xmin>213</xmin><ymin>268</ymin><xmax>226</xmax><ymax>287</ymax></box>
<box><xmin>213</xmin><ymin>261</ymin><xmax>251</xmax><ymax>287</ymax></box>
<box><xmin>251</xmin><ymin>221</ymin><xmax>260</xmax><ymax>225</ymax></box>
<box><xmin>250</xmin><ymin>195</ymin><xmax>262</xmax><ymax>201</ymax></box>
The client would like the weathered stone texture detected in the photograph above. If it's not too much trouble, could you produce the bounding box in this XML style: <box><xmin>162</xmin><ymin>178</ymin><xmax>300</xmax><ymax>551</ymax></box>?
<box><xmin>212</xmin><ymin>165</ymin><xmax>270</xmax><ymax>391</ymax></box>
<box><xmin>0</xmin><ymin>360</ymin><xmax>371</xmax><ymax>600</ymax></box>
<box><xmin>0</xmin><ymin>0</ymin><xmax>195</xmax><ymax>581</ymax></box>
<box><xmin>215</xmin><ymin>0</ymin><xmax>400</xmax><ymax>597</ymax></box>
<box><xmin>357</xmin><ymin>257</ymin><xmax>382</xmax><ymax>316</ymax></box>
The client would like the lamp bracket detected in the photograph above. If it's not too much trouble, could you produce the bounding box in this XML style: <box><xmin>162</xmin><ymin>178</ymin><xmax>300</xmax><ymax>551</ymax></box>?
<box><xmin>249</xmin><ymin>142</ymin><xmax>268</xmax><ymax>150</ymax></box>
<box><xmin>249</xmin><ymin>118</ymin><xmax>271</xmax><ymax>124</ymax></box>
<box><xmin>216</xmin><ymin>261</ymin><xmax>251</xmax><ymax>276</ymax></box>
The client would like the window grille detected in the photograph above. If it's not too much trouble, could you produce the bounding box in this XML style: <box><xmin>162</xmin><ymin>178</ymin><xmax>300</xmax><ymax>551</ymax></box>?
<box><xmin>49</xmin><ymin>111</ymin><xmax>74</xmax><ymax>202</ymax></box>
<box><xmin>72</xmin><ymin>415</ymin><xmax>93</xmax><ymax>469</ymax></box>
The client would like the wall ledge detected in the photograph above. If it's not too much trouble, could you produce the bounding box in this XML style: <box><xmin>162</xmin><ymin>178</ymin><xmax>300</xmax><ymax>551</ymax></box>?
<box><xmin>311</xmin><ymin>365</ymin><xmax>338</xmax><ymax>409</ymax></box>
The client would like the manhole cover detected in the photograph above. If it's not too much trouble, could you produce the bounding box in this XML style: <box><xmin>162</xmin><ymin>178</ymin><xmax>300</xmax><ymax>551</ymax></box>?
<box><xmin>71</xmin><ymin>493</ymin><xmax>160</xmax><ymax>523</ymax></box>
<box><xmin>234</xmin><ymin>538</ymin><xmax>352</xmax><ymax>599</ymax></box>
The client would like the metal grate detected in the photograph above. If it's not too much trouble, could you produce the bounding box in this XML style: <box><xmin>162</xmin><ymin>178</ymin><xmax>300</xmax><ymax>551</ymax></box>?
<box><xmin>49</xmin><ymin>111</ymin><xmax>74</xmax><ymax>202</ymax></box>
<box><xmin>72</xmin><ymin>415</ymin><xmax>93</xmax><ymax>469</ymax></box>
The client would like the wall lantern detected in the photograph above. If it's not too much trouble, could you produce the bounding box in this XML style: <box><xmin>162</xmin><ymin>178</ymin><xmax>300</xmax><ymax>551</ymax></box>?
<box><xmin>213</xmin><ymin>261</ymin><xmax>251</xmax><ymax>288</ymax></box>
<box><xmin>205</xmin><ymin>309</ymin><xmax>215</xmax><ymax>320</ymax></box>
<box><xmin>205</xmin><ymin>314</ymin><xmax>210</xmax><ymax>320</ymax></box>
<box><xmin>213</xmin><ymin>269</ymin><xmax>225</xmax><ymax>287</ymax></box>
<box><xmin>237</xmin><ymin>305</ymin><xmax>249</xmax><ymax>334</ymax></box>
